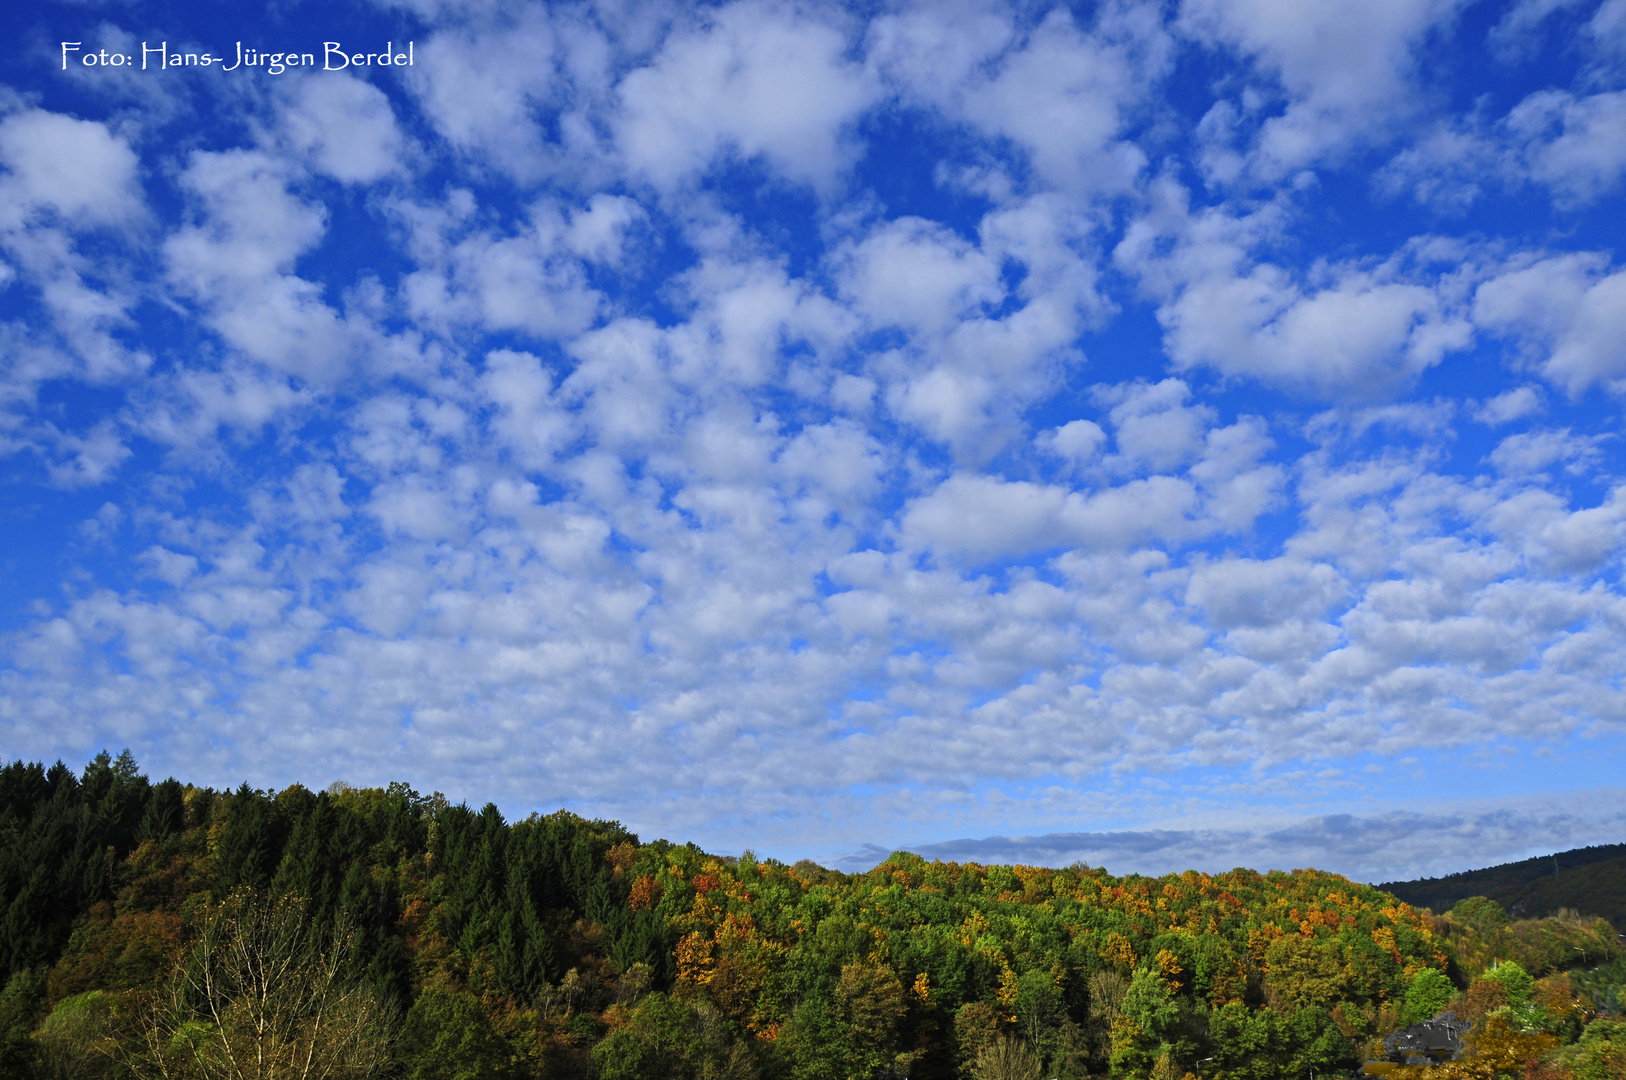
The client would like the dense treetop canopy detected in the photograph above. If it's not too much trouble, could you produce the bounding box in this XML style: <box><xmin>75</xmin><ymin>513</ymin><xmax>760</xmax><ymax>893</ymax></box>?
<box><xmin>0</xmin><ymin>755</ymin><xmax>1620</xmax><ymax>1078</ymax></box>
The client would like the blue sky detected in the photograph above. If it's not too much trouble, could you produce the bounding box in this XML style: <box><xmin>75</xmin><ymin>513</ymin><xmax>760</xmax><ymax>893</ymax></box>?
<box><xmin>2</xmin><ymin>0</ymin><xmax>1625</xmax><ymax>882</ymax></box>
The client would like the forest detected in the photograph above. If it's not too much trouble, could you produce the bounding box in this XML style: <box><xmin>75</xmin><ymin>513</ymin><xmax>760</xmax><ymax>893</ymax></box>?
<box><xmin>1380</xmin><ymin>846</ymin><xmax>1626</xmax><ymax>934</ymax></box>
<box><xmin>1</xmin><ymin>752</ymin><xmax>1622</xmax><ymax>1079</ymax></box>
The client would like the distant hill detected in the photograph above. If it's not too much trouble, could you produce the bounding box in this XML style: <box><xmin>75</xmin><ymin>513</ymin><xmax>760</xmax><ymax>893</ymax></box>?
<box><xmin>1378</xmin><ymin>843</ymin><xmax>1626</xmax><ymax>933</ymax></box>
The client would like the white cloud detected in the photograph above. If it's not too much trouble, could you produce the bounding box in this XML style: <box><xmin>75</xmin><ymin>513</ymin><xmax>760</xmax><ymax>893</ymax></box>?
<box><xmin>1179</xmin><ymin>0</ymin><xmax>1466</xmax><ymax>177</ymax></box>
<box><xmin>1117</xmin><ymin>184</ymin><xmax>1473</xmax><ymax>397</ymax></box>
<box><xmin>279</xmin><ymin>76</ymin><xmax>409</xmax><ymax>185</ymax></box>
<box><xmin>955</xmin><ymin>7</ymin><xmax>1160</xmax><ymax>194</ymax></box>
<box><xmin>1593</xmin><ymin>0</ymin><xmax>1626</xmax><ymax>58</ymax></box>
<box><xmin>872</xmin><ymin>3</ymin><xmax>1163</xmax><ymax>196</ymax></box>
<box><xmin>0</xmin><ymin>109</ymin><xmax>143</xmax><ymax>228</ymax></box>
<box><xmin>1474</xmin><ymin>252</ymin><xmax>1626</xmax><ymax>395</ymax></box>
<box><xmin>40</xmin><ymin>420</ymin><xmax>132</xmax><ymax>487</ymax></box>
<box><xmin>564</xmin><ymin>194</ymin><xmax>645</xmax><ymax>264</ymax></box>
<box><xmin>841</xmin><ymin>198</ymin><xmax>1105</xmax><ymax>460</ymax></box>
<box><xmin>1375</xmin><ymin>88</ymin><xmax>1626</xmax><ymax>215</ymax></box>
<box><xmin>164</xmin><ymin>150</ymin><xmax>362</xmax><ymax>380</ymax></box>
<box><xmin>616</xmin><ymin>1</ymin><xmax>877</xmax><ymax>191</ymax></box>
<box><xmin>1187</xmin><ymin>556</ymin><xmax>1346</xmax><ymax>629</ymax></box>
<box><xmin>1487</xmin><ymin>0</ymin><xmax>1587</xmax><ymax>60</ymax></box>
<box><xmin>0</xmin><ymin>108</ymin><xmax>150</xmax><ymax>471</ymax></box>
<box><xmin>1506</xmin><ymin>90</ymin><xmax>1626</xmax><ymax>208</ymax></box>
<box><xmin>1475</xmin><ymin>385</ymin><xmax>1546</xmax><ymax>426</ymax></box>
<box><xmin>1487</xmin><ymin>428</ymin><xmax>1604</xmax><ymax>476</ymax></box>
<box><xmin>402</xmin><ymin>6</ymin><xmax>614</xmax><ymax>184</ymax></box>
<box><xmin>1096</xmin><ymin>378</ymin><xmax>1212</xmax><ymax>473</ymax></box>
<box><xmin>896</xmin><ymin>457</ymin><xmax>1247</xmax><ymax>564</ymax></box>
<box><xmin>395</xmin><ymin>192</ymin><xmax>607</xmax><ymax>340</ymax></box>
<box><xmin>1042</xmin><ymin>419</ymin><xmax>1107</xmax><ymax>469</ymax></box>
<box><xmin>1373</xmin><ymin>121</ymin><xmax>1500</xmax><ymax>214</ymax></box>
<box><xmin>833</xmin><ymin>217</ymin><xmax>1001</xmax><ymax>335</ymax></box>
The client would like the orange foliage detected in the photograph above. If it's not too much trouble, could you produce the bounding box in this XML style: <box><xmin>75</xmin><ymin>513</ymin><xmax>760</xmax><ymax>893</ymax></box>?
<box><xmin>606</xmin><ymin>841</ymin><xmax>638</xmax><ymax>879</ymax></box>
<box><xmin>628</xmin><ymin>875</ymin><xmax>662</xmax><ymax>912</ymax></box>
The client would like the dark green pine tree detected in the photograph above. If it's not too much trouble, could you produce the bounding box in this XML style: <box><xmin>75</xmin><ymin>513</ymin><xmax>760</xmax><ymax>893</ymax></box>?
<box><xmin>496</xmin><ymin>824</ymin><xmax>556</xmax><ymax>1003</ymax></box>
<box><xmin>139</xmin><ymin>778</ymin><xmax>187</xmax><ymax>842</ymax></box>
<box><xmin>273</xmin><ymin>793</ymin><xmax>342</xmax><ymax>919</ymax></box>
<box><xmin>435</xmin><ymin>802</ymin><xmax>508</xmax><ymax>968</ymax></box>
<box><xmin>212</xmin><ymin>784</ymin><xmax>288</xmax><ymax>898</ymax></box>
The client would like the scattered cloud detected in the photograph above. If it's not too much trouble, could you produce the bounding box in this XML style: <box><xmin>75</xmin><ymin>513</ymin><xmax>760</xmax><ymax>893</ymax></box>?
<box><xmin>874</xmin><ymin>790</ymin><xmax>1626</xmax><ymax>881</ymax></box>
<box><xmin>0</xmin><ymin>0</ymin><xmax>1622</xmax><ymax>869</ymax></box>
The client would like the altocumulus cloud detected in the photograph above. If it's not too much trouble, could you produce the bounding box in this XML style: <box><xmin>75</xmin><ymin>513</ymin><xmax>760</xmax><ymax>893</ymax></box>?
<box><xmin>1</xmin><ymin>0</ymin><xmax>1625</xmax><ymax>878</ymax></box>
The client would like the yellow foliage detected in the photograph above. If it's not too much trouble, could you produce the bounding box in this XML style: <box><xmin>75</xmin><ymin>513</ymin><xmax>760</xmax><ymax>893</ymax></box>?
<box><xmin>675</xmin><ymin>930</ymin><xmax>715</xmax><ymax>986</ymax></box>
<box><xmin>1404</xmin><ymin>1016</ymin><xmax>1559</xmax><ymax>1079</ymax></box>
<box><xmin>1101</xmin><ymin>931</ymin><xmax>1135</xmax><ymax>972</ymax></box>
<box><xmin>1156</xmin><ymin>948</ymin><xmax>1184</xmax><ymax>993</ymax></box>
<box><xmin>997</xmin><ymin>964</ymin><xmax>1021</xmax><ymax>1010</ymax></box>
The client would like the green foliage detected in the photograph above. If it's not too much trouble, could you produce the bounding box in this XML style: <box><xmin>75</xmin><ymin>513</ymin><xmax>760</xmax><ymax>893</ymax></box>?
<box><xmin>213</xmin><ymin>782</ymin><xmax>289</xmax><ymax>898</ymax></box>
<box><xmin>1263</xmin><ymin>934</ymin><xmax>1348</xmax><ymax>1013</ymax></box>
<box><xmin>1404</xmin><ymin>967</ymin><xmax>1457</xmax><ymax>1025</ymax></box>
<box><xmin>1204</xmin><ymin>1002</ymin><xmax>1357</xmax><ymax>1080</ymax></box>
<box><xmin>1483</xmin><ymin>961</ymin><xmax>1535</xmax><ymax>1008</ymax></box>
<box><xmin>1381</xmin><ymin>844</ymin><xmax>1626</xmax><ymax>933</ymax></box>
<box><xmin>832</xmin><ymin>963</ymin><xmax>907</xmax><ymax>1078</ymax></box>
<box><xmin>782</xmin><ymin>993</ymin><xmax>844</xmax><ymax>1080</ymax></box>
<box><xmin>35</xmin><ymin>990</ymin><xmax>118</xmax><ymax>1079</ymax></box>
<box><xmin>400</xmin><ymin>985</ymin><xmax>521</xmax><ymax>1080</ymax></box>
<box><xmin>593</xmin><ymin>992</ymin><xmax>755</xmax><ymax>1080</ymax></box>
<box><xmin>954</xmin><ymin>999</ymin><xmax>1003</xmax><ymax>1074</ymax></box>
<box><xmin>0</xmin><ymin>969</ymin><xmax>45</xmax><ymax>1079</ymax></box>
<box><xmin>8</xmin><ymin>753</ymin><xmax>1616</xmax><ymax>1080</ymax></box>
<box><xmin>1433</xmin><ymin>898</ymin><xmax>1620</xmax><ymax>978</ymax></box>
<box><xmin>1543</xmin><ymin>1018</ymin><xmax>1626</xmax><ymax>1080</ymax></box>
<box><xmin>1111</xmin><ymin>966</ymin><xmax>1178</xmax><ymax>1076</ymax></box>
<box><xmin>1570</xmin><ymin>955</ymin><xmax>1626</xmax><ymax>1015</ymax></box>
<box><xmin>0</xmin><ymin>754</ymin><xmax>156</xmax><ymax>980</ymax></box>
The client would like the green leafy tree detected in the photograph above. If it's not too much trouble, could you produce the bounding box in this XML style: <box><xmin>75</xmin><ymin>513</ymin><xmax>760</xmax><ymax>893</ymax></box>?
<box><xmin>36</xmin><ymin>990</ymin><xmax>118</xmax><ymax>1079</ymax></box>
<box><xmin>1206</xmin><ymin>1000</ymin><xmax>1277</xmax><ymax>1079</ymax></box>
<box><xmin>954</xmin><ymin>1000</ymin><xmax>1003</xmax><ymax>1076</ymax></box>
<box><xmin>0</xmin><ymin>969</ymin><xmax>44</xmax><ymax>1079</ymax></box>
<box><xmin>1263</xmin><ymin>935</ymin><xmax>1348</xmax><ymax>1013</ymax></box>
<box><xmin>212</xmin><ymin>785</ymin><xmax>288</xmax><ymax>899</ymax></box>
<box><xmin>1011</xmin><ymin>968</ymin><xmax>1065</xmax><ymax>1059</ymax></box>
<box><xmin>1112</xmin><ymin>966</ymin><xmax>1178</xmax><ymax>1077</ymax></box>
<box><xmin>783</xmin><ymin>994</ymin><xmax>844</xmax><ymax>1080</ymax></box>
<box><xmin>593</xmin><ymin>992</ymin><xmax>705</xmax><ymax>1080</ymax></box>
<box><xmin>833</xmin><ymin>963</ymin><xmax>907</xmax><ymax>1079</ymax></box>
<box><xmin>1277</xmin><ymin>1007</ymin><xmax>1358</xmax><ymax>1079</ymax></box>
<box><xmin>1482</xmin><ymin>960</ymin><xmax>1533</xmax><ymax>1007</ymax></box>
<box><xmin>1402</xmin><ymin>967</ymin><xmax>1456</xmax><ymax>1025</ymax></box>
<box><xmin>398</xmin><ymin>985</ymin><xmax>518</xmax><ymax>1080</ymax></box>
<box><xmin>1545</xmin><ymin>1017</ymin><xmax>1626</xmax><ymax>1080</ymax></box>
<box><xmin>1482</xmin><ymin>959</ymin><xmax>1541</xmax><ymax>1031</ymax></box>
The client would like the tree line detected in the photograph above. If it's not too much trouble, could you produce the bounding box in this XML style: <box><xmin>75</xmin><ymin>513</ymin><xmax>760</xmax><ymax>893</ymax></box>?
<box><xmin>0</xmin><ymin>752</ymin><xmax>1621</xmax><ymax>1079</ymax></box>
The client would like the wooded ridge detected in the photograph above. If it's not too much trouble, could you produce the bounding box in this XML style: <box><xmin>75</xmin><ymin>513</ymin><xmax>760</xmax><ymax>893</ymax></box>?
<box><xmin>2</xmin><ymin>753</ymin><xmax>1621</xmax><ymax>1079</ymax></box>
<box><xmin>1380</xmin><ymin>846</ymin><xmax>1626</xmax><ymax>935</ymax></box>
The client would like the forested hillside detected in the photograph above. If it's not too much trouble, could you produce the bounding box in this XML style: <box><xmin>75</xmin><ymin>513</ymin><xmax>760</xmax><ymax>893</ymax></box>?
<box><xmin>1</xmin><ymin>754</ymin><xmax>1622</xmax><ymax>1079</ymax></box>
<box><xmin>1380</xmin><ymin>846</ymin><xmax>1626</xmax><ymax>934</ymax></box>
